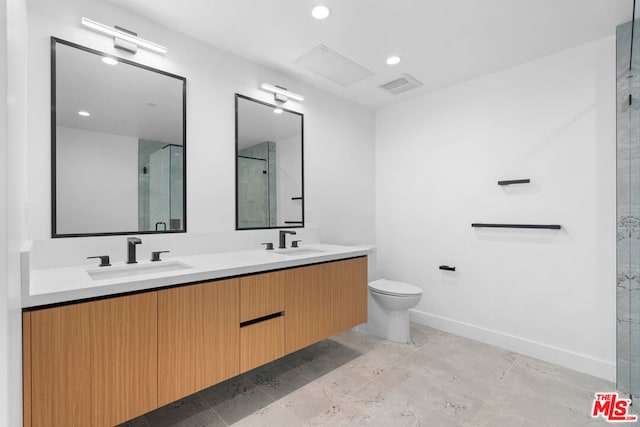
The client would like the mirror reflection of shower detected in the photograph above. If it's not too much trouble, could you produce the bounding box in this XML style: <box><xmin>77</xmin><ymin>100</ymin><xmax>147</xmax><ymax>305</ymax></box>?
<box><xmin>235</xmin><ymin>94</ymin><xmax>304</xmax><ymax>230</ymax></box>
<box><xmin>139</xmin><ymin>139</ymin><xmax>184</xmax><ymax>232</ymax></box>
<box><xmin>238</xmin><ymin>141</ymin><xmax>276</xmax><ymax>228</ymax></box>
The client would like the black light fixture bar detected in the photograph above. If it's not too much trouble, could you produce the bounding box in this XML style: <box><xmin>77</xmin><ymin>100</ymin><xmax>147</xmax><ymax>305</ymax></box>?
<box><xmin>472</xmin><ymin>223</ymin><xmax>561</xmax><ymax>230</ymax></box>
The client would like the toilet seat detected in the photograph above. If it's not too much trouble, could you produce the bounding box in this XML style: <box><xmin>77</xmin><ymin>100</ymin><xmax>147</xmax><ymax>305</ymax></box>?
<box><xmin>368</xmin><ymin>279</ymin><xmax>423</xmax><ymax>297</ymax></box>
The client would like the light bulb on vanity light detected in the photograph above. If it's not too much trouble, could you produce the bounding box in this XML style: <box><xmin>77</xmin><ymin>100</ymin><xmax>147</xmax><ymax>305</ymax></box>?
<box><xmin>260</xmin><ymin>84</ymin><xmax>304</xmax><ymax>102</ymax></box>
<box><xmin>78</xmin><ymin>111</ymin><xmax>91</xmax><ymax>117</ymax></box>
<box><xmin>101</xmin><ymin>56</ymin><xmax>118</xmax><ymax>65</ymax></box>
<box><xmin>81</xmin><ymin>17</ymin><xmax>168</xmax><ymax>54</ymax></box>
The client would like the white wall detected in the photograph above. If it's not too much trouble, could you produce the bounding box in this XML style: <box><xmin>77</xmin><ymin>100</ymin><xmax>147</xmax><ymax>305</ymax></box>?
<box><xmin>26</xmin><ymin>0</ymin><xmax>376</xmax><ymax>246</ymax></box>
<box><xmin>0</xmin><ymin>1</ymin><xmax>10</xmax><ymax>423</ymax></box>
<box><xmin>6</xmin><ymin>0</ymin><xmax>29</xmax><ymax>425</ymax></box>
<box><xmin>56</xmin><ymin>126</ymin><xmax>138</xmax><ymax>234</ymax></box>
<box><xmin>376</xmin><ymin>38</ymin><xmax>616</xmax><ymax>380</ymax></box>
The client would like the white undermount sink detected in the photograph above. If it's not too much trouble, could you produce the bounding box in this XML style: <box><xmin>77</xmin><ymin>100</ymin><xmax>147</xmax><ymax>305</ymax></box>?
<box><xmin>87</xmin><ymin>261</ymin><xmax>193</xmax><ymax>281</ymax></box>
<box><xmin>273</xmin><ymin>248</ymin><xmax>326</xmax><ymax>256</ymax></box>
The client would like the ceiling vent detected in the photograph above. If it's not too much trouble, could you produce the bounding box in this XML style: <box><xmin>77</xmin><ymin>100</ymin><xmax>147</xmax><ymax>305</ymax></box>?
<box><xmin>379</xmin><ymin>74</ymin><xmax>423</xmax><ymax>95</ymax></box>
<box><xmin>293</xmin><ymin>45</ymin><xmax>374</xmax><ymax>87</ymax></box>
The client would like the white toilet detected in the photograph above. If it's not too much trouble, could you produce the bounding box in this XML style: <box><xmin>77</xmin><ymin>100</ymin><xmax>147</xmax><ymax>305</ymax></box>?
<box><xmin>366</xmin><ymin>279</ymin><xmax>423</xmax><ymax>343</ymax></box>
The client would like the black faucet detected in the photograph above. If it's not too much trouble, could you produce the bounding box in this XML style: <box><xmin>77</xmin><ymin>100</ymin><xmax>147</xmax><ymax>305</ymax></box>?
<box><xmin>126</xmin><ymin>237</ymin><xmax>142</xmax><ymax>264</ymax></box>
<box><xmin>278</xmin><ymin>230</ymin><xmax>297</xmax><ymax>249</ymax></box>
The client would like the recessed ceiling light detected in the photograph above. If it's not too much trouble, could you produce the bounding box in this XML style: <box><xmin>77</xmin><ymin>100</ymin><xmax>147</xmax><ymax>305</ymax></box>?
<box><xmin>78</xmin><ymin>111</ymin><xmax>90</xmax><ymax>117</ymax></box>
<box><xmin>273</xmin><ymin>108</ymin><xmax>284</xmax><ymax>114</ymax></box>
<box><xmin>311</xmin><ymin>5</ymin><xmax>331</xmax><ymax>20</ymax></box>
<box><xmin>386</xmin><ymin>55</ymin><xmax>402</xmax><ymax>65</ymax></box>
<box><xmin>101</xmin><ymin>57</ymin><xmax>118</xmax><ymax>65</ymax></box>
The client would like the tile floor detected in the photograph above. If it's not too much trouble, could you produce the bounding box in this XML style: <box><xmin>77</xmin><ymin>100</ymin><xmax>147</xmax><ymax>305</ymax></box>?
<box><xmin>120</xmin><ymin>323</ymin><xmax>627</xmax><ymax>426</ymax></box>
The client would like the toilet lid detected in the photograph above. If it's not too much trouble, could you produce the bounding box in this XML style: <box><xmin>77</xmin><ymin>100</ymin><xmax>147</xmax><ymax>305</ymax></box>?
<box><xmin>368</xmin><ymin>279</ymin><xmax>423</xmax><ymax>297</ymax></box>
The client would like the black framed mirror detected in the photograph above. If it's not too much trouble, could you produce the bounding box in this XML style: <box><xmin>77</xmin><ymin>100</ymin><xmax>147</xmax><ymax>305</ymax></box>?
<box><xmin>235</xmin><ymin>94</ymin><xmax>304</xmax><ymax>230</ymax></box>
<box><xmin>51</xmin><ymin>37</ymin><xmax>187</xmax><ymax>237</ymax></box>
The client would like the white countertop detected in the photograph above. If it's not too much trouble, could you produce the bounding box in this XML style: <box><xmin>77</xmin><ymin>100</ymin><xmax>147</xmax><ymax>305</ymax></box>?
<box><xmin>23</xmin><ymin>243</ymin><xmax>373</xmax><ymax>308</ymax></box>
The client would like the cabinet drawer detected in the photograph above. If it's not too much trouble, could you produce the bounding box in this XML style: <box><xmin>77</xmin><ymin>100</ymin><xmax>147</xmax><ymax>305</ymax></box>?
<box><xmin>240</xmin><ymin>316</ymin><xmax>285</xmax><ymax>373</ymax></box>
<box><xmin>240</xmin><ymin>271</ymin><xmax>285</xmax><ymax>322</ymax></box>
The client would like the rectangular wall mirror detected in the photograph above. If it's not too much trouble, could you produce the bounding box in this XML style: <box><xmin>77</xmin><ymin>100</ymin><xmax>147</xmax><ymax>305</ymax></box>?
<box><xmin>51</xmin><ymin>37</ymin><xmax>187</xmax><ymax>237</ymax></box>
<box><xmin>235</xmin><ymin>94</ymin><xmax>304</xmax><ymax>229</ymax></box>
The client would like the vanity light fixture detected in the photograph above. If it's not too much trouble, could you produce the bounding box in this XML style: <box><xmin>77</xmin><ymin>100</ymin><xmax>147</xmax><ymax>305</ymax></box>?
<box><xmin>386</xmin><ymin>55</ymin><xmax>402</xmax><ymax>65</ymax></box>
<box><xmin>101</xmin><ymin>56</ymin><xmax>118</xmax><ymax>65</ymax></box>
<box><xmin>81</xmin><ymin>17</ymin><xmax>167</xmax><ymax>54</ymax></box>
<box><xmin>260</xmin><ymin>83</ymin><xmax>304</xmax><ymax>103</ymax></box>
<box><xmin>78</xmin><ymin>111</ymin><xmax>91</xmax><ymax>117</ymax></box>
<box><xmin>311</xmin><ymin>5</ymin><xmax>331</xmax><ymax>20</ymax></box>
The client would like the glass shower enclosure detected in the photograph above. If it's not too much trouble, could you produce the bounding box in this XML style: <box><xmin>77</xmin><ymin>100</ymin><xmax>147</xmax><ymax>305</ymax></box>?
<box><xmin>138</xmin><ymin>139</ymin><xmax>184</xmax><ymax>231</ymax></box>
<box><xmin>618</xmin><ymin>19</ymin><xmax>640</xmax><ymax>411</ymax></box>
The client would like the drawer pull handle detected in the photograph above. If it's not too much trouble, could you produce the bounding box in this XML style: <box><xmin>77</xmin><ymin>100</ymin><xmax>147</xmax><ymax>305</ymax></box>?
<box><xmin>240</xmin><ymin>311</ymin><xmax>284</xmax><ymax>328</ymax></box>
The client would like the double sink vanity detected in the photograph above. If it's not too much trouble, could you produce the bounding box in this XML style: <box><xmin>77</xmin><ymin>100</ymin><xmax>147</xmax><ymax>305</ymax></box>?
<box><xmin>22</xmin><ymin>240</ymin><xmax>370</xmax><ymax>427</ymax></box>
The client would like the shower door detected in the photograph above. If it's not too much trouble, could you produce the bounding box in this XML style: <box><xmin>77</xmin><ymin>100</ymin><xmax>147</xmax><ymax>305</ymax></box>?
<box><xmin>617</xmin><ymin>19</ymin><xmax>640</xmax><ymax>409</ymax></box>
<box><xmin>237</xmin><ymin>156</ymin><xmax>270</xmax><ymax>228</ymax></box>
<box><xmin>140</xmin><ymin>142</ymin><xmax>184</xmax><ymax>231</ymax></box>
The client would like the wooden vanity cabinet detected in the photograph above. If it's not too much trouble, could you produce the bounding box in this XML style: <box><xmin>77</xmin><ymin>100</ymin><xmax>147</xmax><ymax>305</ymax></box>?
<box><xmin>157</xmin><ymin>278</ymin><xmax>240</xmax><ymax>406</ymax></box>
<box><xmin>24</xmin><ymin>256</ymin><xmax>367</xmax><ymax>427</ymax></box>
<box><xmin>26</xmin><ymin>292</ymin><xmax>158</xmax><ymax>427</ymax></box>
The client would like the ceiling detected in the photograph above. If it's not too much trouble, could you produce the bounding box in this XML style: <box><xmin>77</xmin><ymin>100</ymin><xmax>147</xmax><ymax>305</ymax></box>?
<box><xmin>104</xmin><ymin>0</ymin><xmax>633</xmax><ymax>109</ymax></box>
<box><xmin>56</xmin><ymin>40</ymin><xmax>184</xmax><ymax>145</ymax></box>
<box><xmin>237</xmin><ymin>97</ymin><xmax>302</xmax><ymax>150</ymax></box>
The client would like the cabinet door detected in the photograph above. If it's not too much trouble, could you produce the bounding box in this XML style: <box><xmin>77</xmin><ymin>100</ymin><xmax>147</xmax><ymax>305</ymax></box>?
<box><xmin>157</xmin><ymin>279</ymin><xmax>239</xmax><ymax>406</ymax></box>
<box><xmin>329</xmin><ymin>256</ymin><xmax>368</xmax><ymax>335</ymax></box>
<box><xmin>30</xmin><ymin>292</ymin><xmax>158</xmax><ymax>427</ymax></box>
<box><xmin>284</xmin><ymin>263</ymin><xmax>332</xmax><ymax>353</ymax></box>
<box><xmin>31</xmin><ymin>303</ymin><xmax>91</xmax><ymax>427</ymax></box>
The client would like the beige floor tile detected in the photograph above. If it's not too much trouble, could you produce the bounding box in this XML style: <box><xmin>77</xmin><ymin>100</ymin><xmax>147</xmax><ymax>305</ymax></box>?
<box><xmin>121</xmin><ymin>323</ymin><xmax>621</xmax><ymax>427</ymax></box>
<box><xmin>278</xmin><ymin>381</ymin><xmax>341</xmax><ymax>422</ymax></box>
<box><xmin>244</xmin><ymin>358</ymin><xmax>313</xmax><ymax>401</ymax></box>
<box><xmin>145</xmin><ymin>393</ymin><xmax>226</xmax><ymax>427</ymax></box>
<box><xmin>312</xmin><ymin>365</ymin><xmax>372</xmax><ymax>399</ymax></box>
<box><xmin>231</xmin><ymin>402</ymin><xmax>302</xmax><ymax>427</ymax></box>
<box><xmin>199</xmin><ymin>376</ymin><xmax>274</xmax><ymax>425</ymax></box>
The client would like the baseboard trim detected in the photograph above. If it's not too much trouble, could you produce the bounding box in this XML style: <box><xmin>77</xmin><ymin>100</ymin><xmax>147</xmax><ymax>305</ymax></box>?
<box><xmin>409</xmin><ymin>308</ymin><xmax>615</xmax><ymax>382</ymax></box>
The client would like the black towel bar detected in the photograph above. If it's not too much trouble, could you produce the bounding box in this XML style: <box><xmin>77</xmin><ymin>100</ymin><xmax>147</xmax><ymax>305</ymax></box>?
<box><xmin>439</xmin><ymin>265</ymin><xmax>456</xmax><ymax>271</ymax></box>
<box><xmin>497</xmin><ymin>179</ymin><xmax>530</xmax><ymax>186</ymax></box>
<box><xmin>471</xmin><ymin>223</ymin><xmax>561</xmax><ymax>230</ymax></box>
